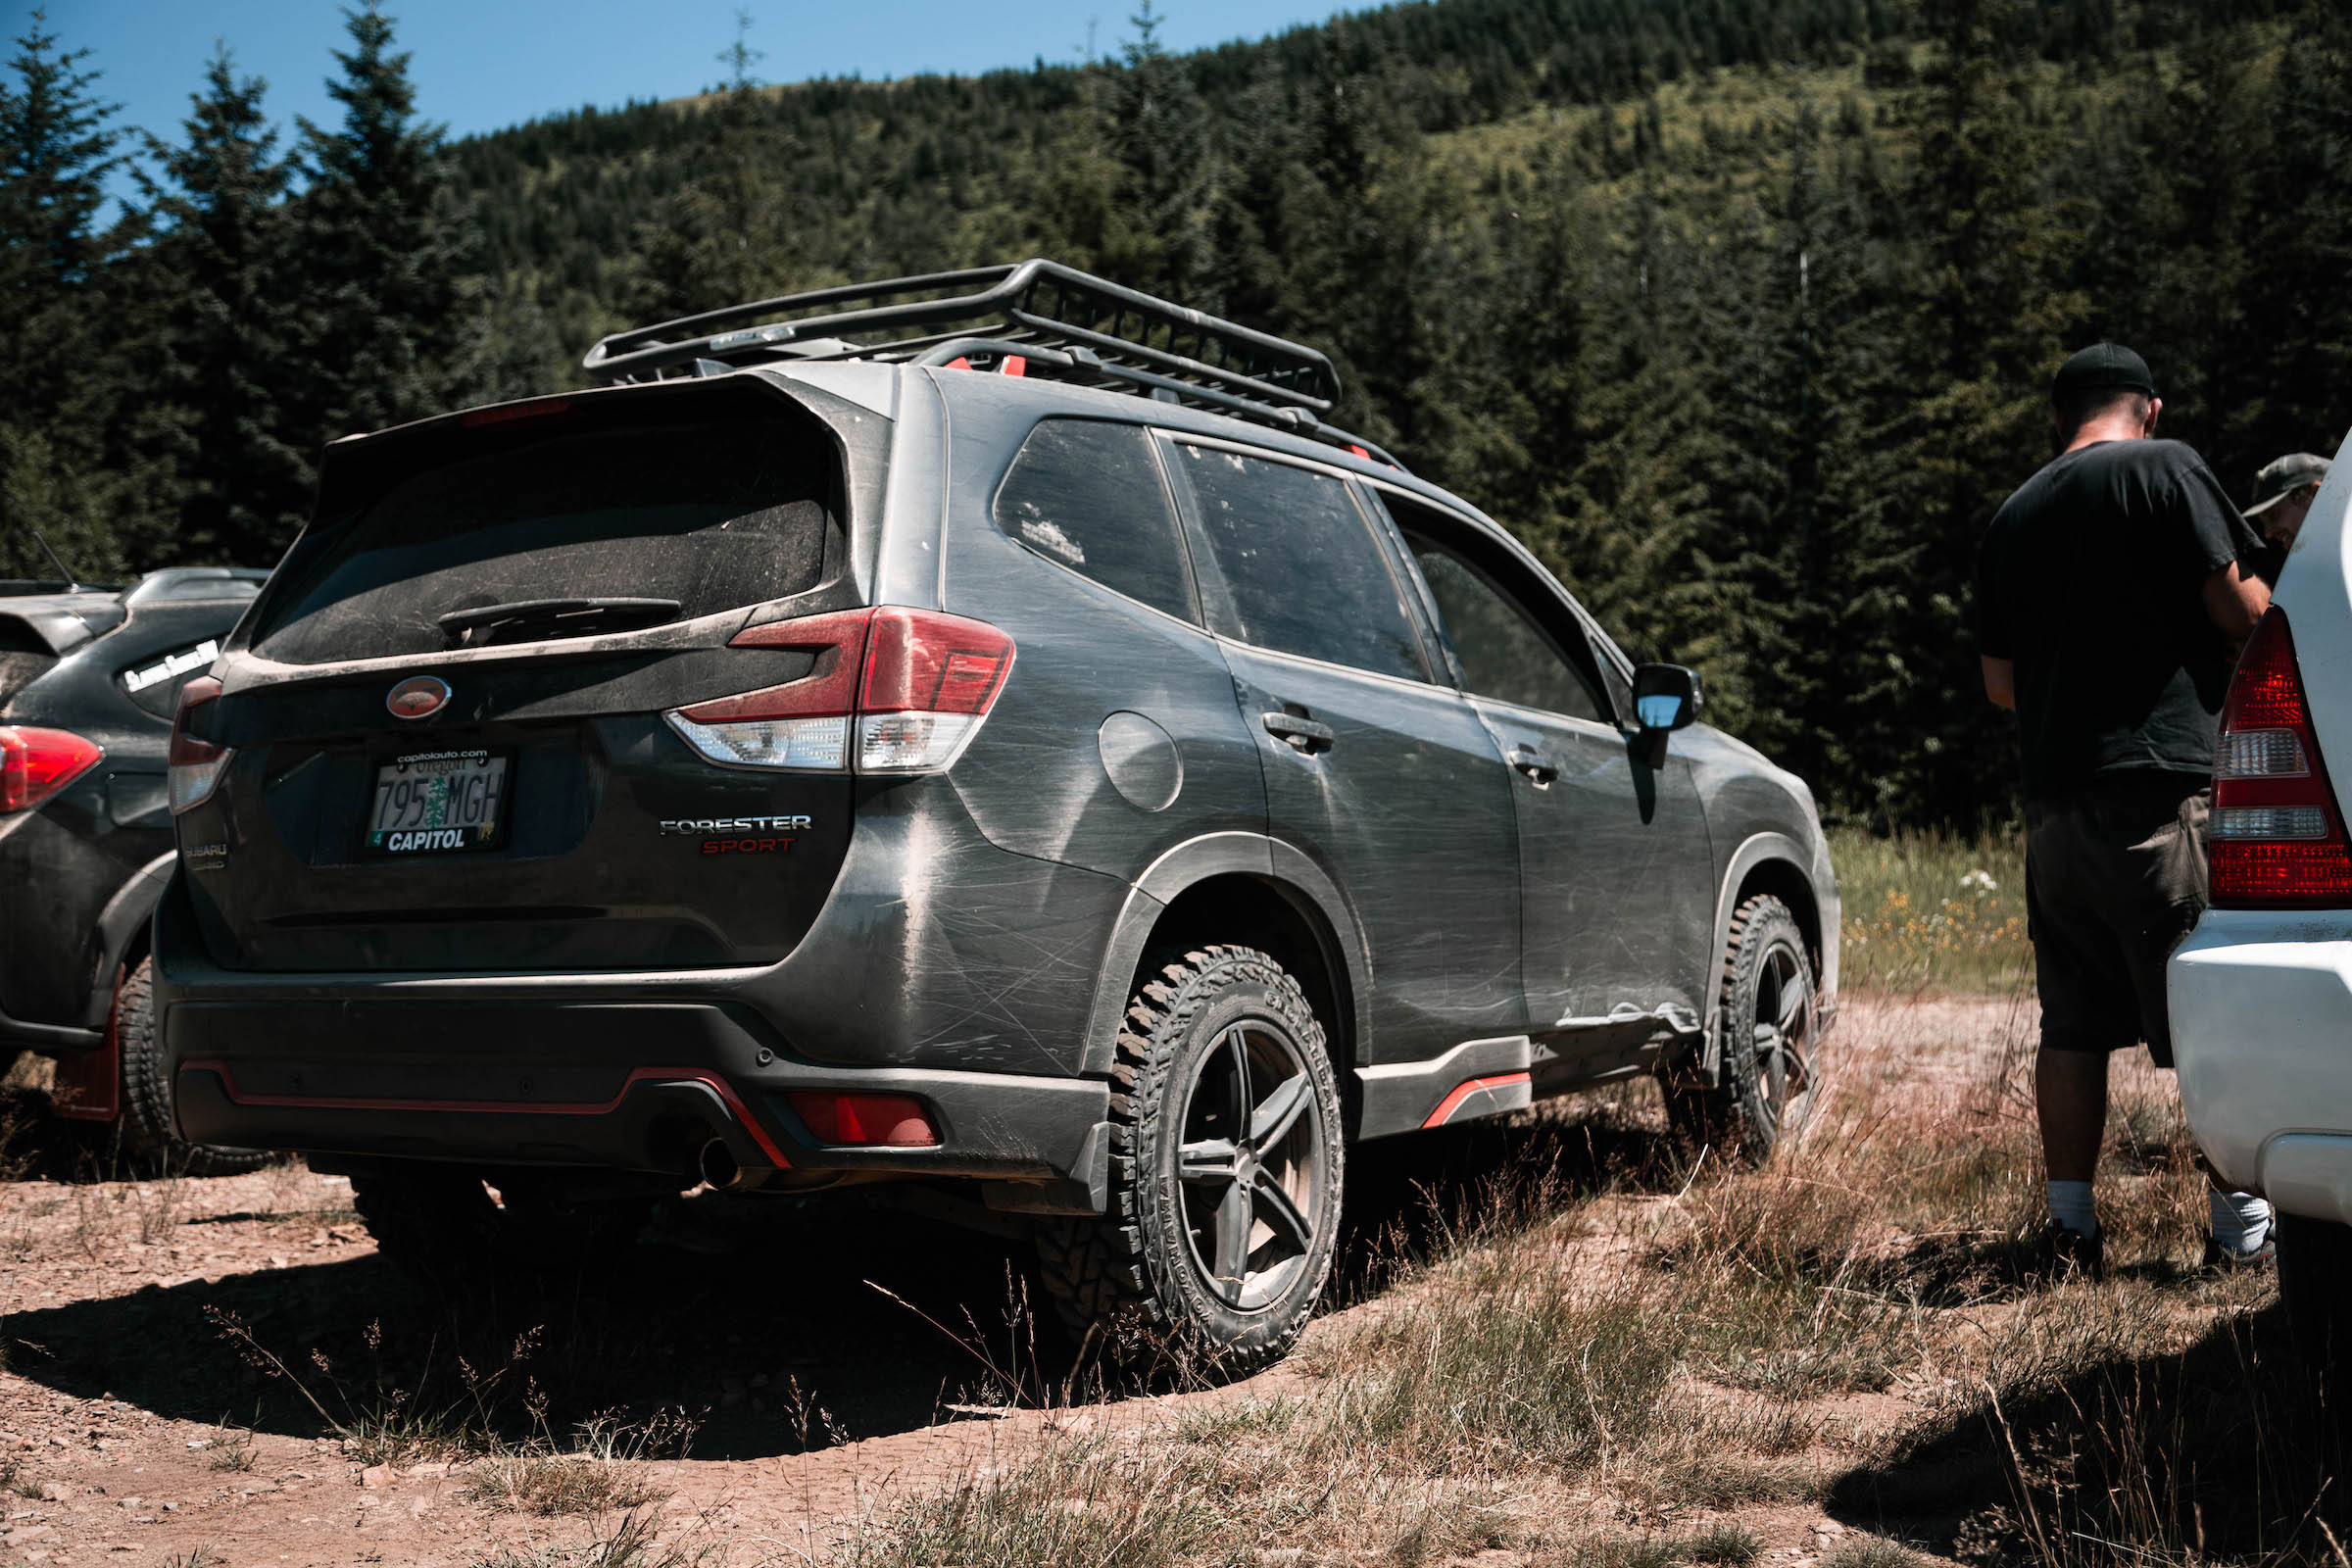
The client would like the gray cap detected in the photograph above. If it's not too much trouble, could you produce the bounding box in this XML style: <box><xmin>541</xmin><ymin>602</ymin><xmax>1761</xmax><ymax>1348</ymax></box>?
<box><xmin>2247</xmin><ymin>453</ymin><xmax>2331</xmax><ymax>517</ymax></box>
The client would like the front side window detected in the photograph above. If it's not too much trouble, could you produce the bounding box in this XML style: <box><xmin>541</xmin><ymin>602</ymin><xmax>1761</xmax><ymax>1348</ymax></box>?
<box><xmin>1385</xmin><ymin>498</ymin><xmax>1609</xmax><ymax>723</ymax></box>
<box><xmin>1174</xmin><ymin>443</ymin><xmax>1427</xmax><ymax>682</ymax></box>
<box><xmin>992</xmin><ymin>419</ymin><xmax>1197</xmax><ymax>622</ymax></box>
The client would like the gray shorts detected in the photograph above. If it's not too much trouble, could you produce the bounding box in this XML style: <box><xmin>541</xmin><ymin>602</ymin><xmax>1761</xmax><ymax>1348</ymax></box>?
<box><xmin>2025</xmin><ymin>772</ymin><xmax>2210</xmax><ymax>1068</ymax></box>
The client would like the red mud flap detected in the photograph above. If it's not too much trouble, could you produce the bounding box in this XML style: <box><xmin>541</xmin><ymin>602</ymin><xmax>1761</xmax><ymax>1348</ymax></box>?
<box><xmin>51</xmin><ymin>980</ymin><xmax>122</xmax><ymax>1123</ymax></box>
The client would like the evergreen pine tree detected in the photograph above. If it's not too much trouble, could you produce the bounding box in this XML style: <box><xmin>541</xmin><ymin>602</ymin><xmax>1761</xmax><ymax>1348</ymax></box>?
<box><xmin>1102</xmin><ymin>1</ymin><xmax>1214</xmax><ymax>299</ymax></box>
<box><xmin>138</xmin><ymin>46</ymin><xmax>306</xmax><ymax>565</ymax></box>
<box><xmin>1873</xmin><ymin>0</ymin><xmax>2082</xmax><ymax>822</ymax></box>
<box><xmin>292</xmin><ymin>5</ymin><xmax>462</xmax><ymax>446</ymax></box>
<box><xmin>0</xmin><ymin>8</ymin><xmax>141</xmax><ymax>578</ymax></box>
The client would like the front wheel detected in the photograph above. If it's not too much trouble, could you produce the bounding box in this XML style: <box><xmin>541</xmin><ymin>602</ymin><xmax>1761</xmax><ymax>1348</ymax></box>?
<box><xmin>1037</xmin><ymin>946</ymin><xmax>1344</xmax><ymax>1379</ymax></box>
<box><xmin>1664</xmin><ymin>895</ymin><xmax>1822</xmax><ymax>1163</ymax></box>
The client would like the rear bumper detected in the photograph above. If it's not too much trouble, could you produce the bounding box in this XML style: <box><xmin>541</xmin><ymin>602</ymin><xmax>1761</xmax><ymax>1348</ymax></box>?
<box><xmin>166</xmin><ymin>992</ymin><xmax>1109</xmax><ymax>1209</ymax></box>
<box><xmin>2169</xmin><ymin>907</ymin><xmax>2352</xmax><ymax>1214</ymax></box>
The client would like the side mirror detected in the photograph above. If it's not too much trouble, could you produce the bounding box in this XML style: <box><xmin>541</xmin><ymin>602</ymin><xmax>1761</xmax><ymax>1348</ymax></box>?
<box><xmin>1631</xmin><ymin>663</ymin><xmax>1701</xmax><ymax>767</ymax></box>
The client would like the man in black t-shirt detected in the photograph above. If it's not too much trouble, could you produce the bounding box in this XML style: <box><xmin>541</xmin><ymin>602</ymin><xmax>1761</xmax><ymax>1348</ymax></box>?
<box><xmin>1977</xmin><ymin>343</ymin><xmax>2273</xmax><ymax>1279</ymax></box>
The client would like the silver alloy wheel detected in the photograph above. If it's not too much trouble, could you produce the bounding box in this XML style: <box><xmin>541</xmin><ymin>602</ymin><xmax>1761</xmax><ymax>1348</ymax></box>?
<box><xmin>1748</xmin><ymin>937</ymin><xmax>1815</xmax><ymax>1139</ymax></box>
<box><xmin>1173</xmin><ymin>1019</ymin><xmax>1329</xmax><ymax>1313</ymax></box>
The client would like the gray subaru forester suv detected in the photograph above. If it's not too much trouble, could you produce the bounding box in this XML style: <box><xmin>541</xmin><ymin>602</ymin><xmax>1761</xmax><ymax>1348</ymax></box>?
<box><xmin>153</xmin><ymin>261</ymin><xmax>1838</xmax><ymax>1372</ymax></box>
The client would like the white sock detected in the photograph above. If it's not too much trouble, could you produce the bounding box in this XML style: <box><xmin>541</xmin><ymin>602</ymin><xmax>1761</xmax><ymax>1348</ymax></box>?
<box><xmin>2210</xmin><ymin>1190</ymin><xmax>2272</xmax><ymax>1254</ymax></box>
<box><xmin>2048</xmin><ymin>1179</ymin><xmax>2098</xmax><ymax>1237</ymax></box>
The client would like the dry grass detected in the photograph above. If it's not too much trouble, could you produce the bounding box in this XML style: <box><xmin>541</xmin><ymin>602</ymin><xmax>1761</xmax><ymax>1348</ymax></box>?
<box><xmin>463</xmin><ymin>1411</ymin><xmax>691</xmax><ymax>1517</ymax></box>
<box><xmin>467</xmin><ymin>1509</ymin><xmax>721</xmax><ymax>1568</ymax></box>
<box><xmin>826</xmin><ymin>970</ymin><xmax>2335</xmax><ymax>1567</ymax></box>
<box><xmin>1831</xmin><ymin>824</ymin><xmax>2031</xmax><ymax>995</ymax></box>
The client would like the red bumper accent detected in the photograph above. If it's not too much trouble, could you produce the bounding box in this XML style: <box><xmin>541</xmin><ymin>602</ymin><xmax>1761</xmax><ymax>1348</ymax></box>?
<box><xmin>1421</xmin><ymin>1071</ymin><xmax>1532</xmax><ymax>1129</ymax></box>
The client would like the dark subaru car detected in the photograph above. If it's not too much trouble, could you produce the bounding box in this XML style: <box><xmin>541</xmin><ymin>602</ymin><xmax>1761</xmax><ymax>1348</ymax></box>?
<box><xmin>153</xmin><ymin>262</ymin><xmax>1837</xmax><ymax>1370</ymax></box>
<box><xmin>1</xmin><ymin>567</ymin><xmax>271</xmax><ymax>1172</ymax></box>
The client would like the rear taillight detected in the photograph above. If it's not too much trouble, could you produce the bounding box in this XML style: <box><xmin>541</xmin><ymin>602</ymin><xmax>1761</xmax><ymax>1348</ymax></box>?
<box><xmin>664</xmin><ymin>607</ymin><xmax>1015</xmax><ymax>775</ymax></box>
<box><xmin>168</xmin><ymin>675</ymin><xmax>234</xmax><ymax>814</ymax></box>
<box><xmin>2210</xmin><ymin>608</ymin><xmax>2352</xmax><ymax>906</ymax></box>
<box><xmin>0</xmin><ymin>725</ymin><xmax>103</xmax><ymax>813</ymax></box>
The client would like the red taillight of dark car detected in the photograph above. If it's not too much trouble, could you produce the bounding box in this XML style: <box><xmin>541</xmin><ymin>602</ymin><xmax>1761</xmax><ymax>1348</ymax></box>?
<box><xmin>663</xmin><ymin>607</ymin><xmax>1015</xmax><ymax>774</ymax></box>
<box><xmin>168</xmin><ymin>674</ymin><xmax>234</xmax><ymax>815</ymax></box>
<box><xmin>2209</xmin><ymin>607</ymin><xmax>2352</xmax><ymax>906</ymax></box>
<box><xmin>0</xmin><ymin>725</ymin><xmax>104</xmax><ymax>813</ymax></box>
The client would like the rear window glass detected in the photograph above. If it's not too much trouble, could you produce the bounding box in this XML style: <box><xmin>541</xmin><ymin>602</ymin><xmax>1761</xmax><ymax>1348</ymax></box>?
<box><xmin>1175</xmin><ymin>444</ymin><xmax>1428</xmax><ymax>682</ymax></box>
<box><xmin>992</xmin><ymin>420</ymin><xmax>1196</xmax><ymax>622</ymax></box>
<box><xmin>0</xmin><ymin>649</ymin><xmax>54</xmax><ymax>708</ymax></box>
<box><xmin>253</xmin><ymin>414</ymin><xmax>837</xmax><ymax>664</ymax></box>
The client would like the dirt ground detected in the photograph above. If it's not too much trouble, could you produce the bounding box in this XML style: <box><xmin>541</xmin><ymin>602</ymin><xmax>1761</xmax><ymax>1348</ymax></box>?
<box><xmin>0</xmin><ymin>995</ymin><xmax>2252</xmax><ymax>1567</ymax></box>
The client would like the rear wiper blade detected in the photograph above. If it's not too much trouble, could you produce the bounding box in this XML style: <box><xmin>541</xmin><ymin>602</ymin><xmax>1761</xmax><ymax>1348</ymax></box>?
<box><xmin>437</xmin><ymin>597</ymin><xmax>682</xmax><ymax>648</ymax></box>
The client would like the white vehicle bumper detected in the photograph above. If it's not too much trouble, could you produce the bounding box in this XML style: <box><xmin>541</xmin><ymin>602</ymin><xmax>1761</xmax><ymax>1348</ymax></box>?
<box><xmin>2170</xmin><ymin>907</ymin><xmax>2352</xmax><ymax>1218</ymax></box>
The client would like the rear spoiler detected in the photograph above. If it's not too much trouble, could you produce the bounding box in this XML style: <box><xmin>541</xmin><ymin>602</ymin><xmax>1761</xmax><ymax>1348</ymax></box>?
<box><xmin>0</xmin><ymin>599</ymin><xmax>122</xmax><ymax>657</ymax></box>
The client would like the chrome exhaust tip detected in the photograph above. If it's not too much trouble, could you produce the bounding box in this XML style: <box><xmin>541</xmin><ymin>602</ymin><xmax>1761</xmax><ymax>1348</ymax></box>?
<box><xmin>697</xmin><ymin>1136</ymin><xmax>744</xmax><ymax>1192</ymax></box>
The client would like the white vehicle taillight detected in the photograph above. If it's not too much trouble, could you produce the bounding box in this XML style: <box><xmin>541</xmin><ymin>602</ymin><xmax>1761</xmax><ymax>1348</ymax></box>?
<box><xmin>168</xmin><ymin>674</ymin><xmax>234</xmax><ymax>814</ymax></box>
<box><xmin>2210</xmin><ymin>608</ymin><xmax>2352</xmax><ymax>906</ymax></box>
<box><xmin>664</xmin><ymin>607</ymin><xmax>1015</xmax><ymax>776</ymax></box>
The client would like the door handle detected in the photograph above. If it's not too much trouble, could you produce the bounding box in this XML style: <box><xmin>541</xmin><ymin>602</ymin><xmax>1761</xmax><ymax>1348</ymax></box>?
<box><xmin>1261</xmin><ymin>711</ymin><xmax>1335</xmax><ymax>754</ymax></box>
<box><xmin>1506</xmin><ymin>745</ymin><xmax>1558</xmax><ymax>786</ymax></box>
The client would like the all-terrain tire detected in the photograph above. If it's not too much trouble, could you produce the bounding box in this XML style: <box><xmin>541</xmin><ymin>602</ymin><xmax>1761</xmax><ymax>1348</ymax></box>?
<box><xmin>1036</xmin><ymin>946</ymin><xmax>1344</xmax><ymax>1380</ymax></box>
<box><xmin>1664</xmin><ymin>896</ymin><xmax>1821</xmax><ymax>1164</ymax></box>
<box><xmin>116</xmin><ymin>956</ymin><xmax>273</xmax><ymax>1177</ymax></box>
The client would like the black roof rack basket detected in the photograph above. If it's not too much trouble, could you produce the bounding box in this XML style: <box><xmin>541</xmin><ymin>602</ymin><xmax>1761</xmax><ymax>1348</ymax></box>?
<box><xmin>582</xmin><ymin>260</ymin><xmax>1401</xmax><ymax>468</ymax></box>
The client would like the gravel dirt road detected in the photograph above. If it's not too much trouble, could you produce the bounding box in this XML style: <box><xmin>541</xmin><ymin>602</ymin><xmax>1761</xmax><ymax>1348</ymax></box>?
<box><xmin>0</xmin><ymin>995</ymin><xmax>2250</xmax><ymax>1567</ymax></box>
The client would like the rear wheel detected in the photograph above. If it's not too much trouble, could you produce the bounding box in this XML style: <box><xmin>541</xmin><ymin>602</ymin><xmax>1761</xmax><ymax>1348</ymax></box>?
<box><xmin>1664</xmin><ymin>896</ymin><xmax>1821</xmax><ymax>1164</ymax></box>
<box><xmin>1036</xmin><ymin>946</ymin><xmax>1343</xmax><ymax>1379</ymax></box>
<box><xmin>116</xmin><ymin>956</ymin><xmax>273</xmax><ymax>1177</ymax></box>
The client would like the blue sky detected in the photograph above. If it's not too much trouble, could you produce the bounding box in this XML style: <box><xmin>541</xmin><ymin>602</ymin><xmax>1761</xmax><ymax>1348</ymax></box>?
<box><xmin>24</xmin><ymin>0</ymin><xmax>1349</xmax><ymax>200</ymax></box>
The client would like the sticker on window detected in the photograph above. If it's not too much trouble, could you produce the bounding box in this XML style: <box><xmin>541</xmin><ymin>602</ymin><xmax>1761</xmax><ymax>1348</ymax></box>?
<box><xmin>122</xmin><ymin>640</ymin><xmax>220</xmax><ymax>694</ymax></box>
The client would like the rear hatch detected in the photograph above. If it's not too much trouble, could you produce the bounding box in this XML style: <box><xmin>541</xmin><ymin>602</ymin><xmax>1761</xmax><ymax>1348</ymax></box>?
<box><xmin>178</xmin><ymin>374</ymin><xmax>885</xmax><ymax>972</ymax></box>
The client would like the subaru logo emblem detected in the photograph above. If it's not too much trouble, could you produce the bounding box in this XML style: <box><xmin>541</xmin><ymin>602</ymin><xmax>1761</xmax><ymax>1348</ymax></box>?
<box><xmin>387</xmin><ymin>675</ymin><xmax>450</xmax><ymax>720</ymax></box>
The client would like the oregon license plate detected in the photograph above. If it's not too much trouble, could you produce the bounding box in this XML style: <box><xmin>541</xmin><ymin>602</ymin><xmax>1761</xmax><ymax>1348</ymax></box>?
<box><xmin>368</xmin><ymin>750</ymin><xmax>509</xmax><ymax>854</ymax></box>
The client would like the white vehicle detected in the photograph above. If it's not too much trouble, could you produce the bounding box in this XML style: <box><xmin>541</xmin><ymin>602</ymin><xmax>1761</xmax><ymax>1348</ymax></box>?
<box><xmin>2171</xmin><ymin>428</ymin><xmax>2352</xmax><ymax>1355</ymax></box>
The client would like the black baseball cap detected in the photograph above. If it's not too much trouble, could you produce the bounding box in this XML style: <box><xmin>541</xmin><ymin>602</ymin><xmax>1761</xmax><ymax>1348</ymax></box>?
<box><xmin>2053</xmin><ymin>342</ymin><xmax>2157</xmax><ymax>400</ymax></box>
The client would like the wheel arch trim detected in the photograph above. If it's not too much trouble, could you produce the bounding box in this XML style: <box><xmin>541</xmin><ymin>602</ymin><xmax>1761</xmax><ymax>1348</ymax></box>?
<box><xmin>1705</xmin><ymin>832</ymin><xmax>1827</xmax><ymax>1051</ymax></box>
<box><xmin>1080</xmin><ymin>832</ymin><xmax>1374</xmax><ymax>1076</ymax></box>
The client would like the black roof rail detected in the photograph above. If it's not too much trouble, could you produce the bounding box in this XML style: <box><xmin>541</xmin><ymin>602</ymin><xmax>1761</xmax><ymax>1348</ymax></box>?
<box><xmin>581</xmin><ymin>260</ymin><xmax>1405</xmax><ymax>471</ymax></box>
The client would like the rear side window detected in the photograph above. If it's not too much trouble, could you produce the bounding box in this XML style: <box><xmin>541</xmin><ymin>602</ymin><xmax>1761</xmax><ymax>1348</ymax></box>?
<box><xmin>0</xmin><ymin>650</ymin><xmax>54</xmax><ymax>708</ymax></box>
<box><xmin>1173</xmin><ymin>444</ymin><xmax>1428</xmax><ymax>682</ymax></box>
<box><xmin>992</xmin><ymin>420</ymin><xmax>1196</xmax><ymax>622</ymax></box>
<box><xmin>253</xmin><ymin>411</ymin><xmax>838</xmax><ymax>664</ymax></box>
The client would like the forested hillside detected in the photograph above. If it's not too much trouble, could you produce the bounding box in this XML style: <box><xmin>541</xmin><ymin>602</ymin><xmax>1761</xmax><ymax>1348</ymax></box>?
<box><xmin>4</xmin><ymin>0</ymin><xmax>2347</xmax><ymax>826</ymax></box>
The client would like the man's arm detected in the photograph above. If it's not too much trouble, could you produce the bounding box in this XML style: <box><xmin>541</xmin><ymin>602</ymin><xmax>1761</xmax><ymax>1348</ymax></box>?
<box><xmin>1982</xmin><ymin>655</ymin><xmax>2015</xmax><ymax>710</ymax></box>
<box><xmin>2201</xmin><ymin>560</ymin><xmax>2271</xmax><ymax>652</ymax></box>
